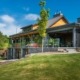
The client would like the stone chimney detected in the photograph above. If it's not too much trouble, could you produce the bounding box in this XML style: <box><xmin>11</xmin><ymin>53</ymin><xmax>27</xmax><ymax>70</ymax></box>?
<box><xmin>53</xmin><ymin>11</ymin><xmax>63</xmax><ymax>17</ymax></box>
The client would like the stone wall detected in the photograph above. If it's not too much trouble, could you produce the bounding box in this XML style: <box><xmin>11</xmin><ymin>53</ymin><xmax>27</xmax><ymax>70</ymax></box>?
<box><xmin>28</xmin><ymin>47</ymin><xmax>58</xmax><ymax>53</ymax></box>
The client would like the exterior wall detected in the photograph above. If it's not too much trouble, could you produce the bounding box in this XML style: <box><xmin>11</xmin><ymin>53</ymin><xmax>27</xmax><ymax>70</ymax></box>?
<box><xmin>51</xmin><ymin>18</ymin><xmax>67</xmax><ymax>28</ymax></box>
<box><xmin>32</xmin><ymin>25</ymin><xmax>38</xmax><ymax>30</ymax></box>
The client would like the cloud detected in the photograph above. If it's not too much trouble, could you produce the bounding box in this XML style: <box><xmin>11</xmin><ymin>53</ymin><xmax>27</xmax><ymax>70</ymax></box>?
<box><xmin>0</xmin><ymin>23</ymin><xmax>6</xmax><ymax>28</ymax></box>
<box><xmin>0</xmin><ymin>15</ymin><xmax>21</xmax><ymax>36</ymax></box>
<box><xmin>25</xmin><ymin>13</ymin><xmax>40</xmax><ymax>21</ymax></box>
<box><xmin>0</xmin><ymin>15</ymin><xmax>15</xmax><ymax>24</ymax></box>
<box><xmin>0</xmin><ymin>24</ymin><xmax>22</xmax><ymax>36</ymax></box>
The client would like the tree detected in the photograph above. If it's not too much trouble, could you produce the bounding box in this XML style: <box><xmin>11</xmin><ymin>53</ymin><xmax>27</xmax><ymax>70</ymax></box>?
<box><xmin>0</xmin><ymin>31</ymin><xmax>9</xmax><ymax>49</ymax></box>
<box><xmin>38</xmin><ymin>0</ymin><xmax>49</xmax><ymax>52</ymax></box>
<box><xmin>0</xmin><ymin>32</ymin><xmax>4</xmax><ymax>49</ymax></box>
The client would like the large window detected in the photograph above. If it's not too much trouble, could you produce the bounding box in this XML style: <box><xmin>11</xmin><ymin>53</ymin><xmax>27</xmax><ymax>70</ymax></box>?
<box><xmin>48</xmin><ymin>38</ymin><xmax>60</xmax><ymax>47</ymax></box>
<box><xmin>54</xmin><ymin>38</ymin><xmax>60</xmax><ymax>47</ymax></box>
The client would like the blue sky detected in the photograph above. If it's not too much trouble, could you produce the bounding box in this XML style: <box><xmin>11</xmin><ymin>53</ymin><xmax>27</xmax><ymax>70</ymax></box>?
<box><xmin>0</xmin><ymin>0</ymin><xmax>80</xmax><ymax>35</ymax></box>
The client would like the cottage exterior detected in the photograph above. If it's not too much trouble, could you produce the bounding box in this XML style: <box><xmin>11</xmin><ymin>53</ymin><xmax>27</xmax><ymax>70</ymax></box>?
<box><xmin>8</xmin><ymin>13</ymin><xmax>80</xmax><ymax>59</ymax></box>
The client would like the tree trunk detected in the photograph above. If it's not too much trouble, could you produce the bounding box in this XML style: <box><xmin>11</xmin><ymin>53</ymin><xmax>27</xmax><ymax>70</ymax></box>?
<box><xmin>42</xmin><ymin>38</ymin><xmax>44</xmax><ymax>52</ymax></box>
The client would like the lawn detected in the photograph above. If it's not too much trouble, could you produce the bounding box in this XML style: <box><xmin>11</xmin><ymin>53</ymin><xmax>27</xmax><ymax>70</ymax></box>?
<box><xmin>0</xmin><ymin>53</ymin><xmax>80</xmax><ymax>80</ymax></box>
<box><xmin>0</xmin><ymin>56</ymin><xmax>3</xmax><ymax>60</ymax></box>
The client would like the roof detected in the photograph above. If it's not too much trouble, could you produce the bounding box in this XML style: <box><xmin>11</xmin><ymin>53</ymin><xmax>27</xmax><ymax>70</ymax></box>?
<box><xmin>10</xmin><ymin>30</ymin><xmax>38</xmax><ymax>38</ymax></box>
<box><xmin>10</xmin><ymin>13</ymin><xmax>69</xmax><ymax>38</ymax></box>
<box><xmin>21</xmin><ymin>25</ymin><xmax>33</xmax><ymax>29</ymax></box>
<box><xmin>46</xmin><ymin>14</ymin><xmax>69</xmax><ymax>28</ymax></box>
<box><xmin>20</xmin><ymin>13</ymin><xmax>68</xmax><ymax>29</ymax></box>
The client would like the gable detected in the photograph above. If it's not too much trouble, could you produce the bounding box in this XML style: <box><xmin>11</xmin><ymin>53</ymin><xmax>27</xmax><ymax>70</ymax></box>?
<box><xmin>50</xmin><ymin>18</ymin><xmax>68</xmax><ymax>28</ymax></box>
<box><xmin>32</xmin><ymin>25</ymin><xmax>38</xmax><ymax>30</ymax></box>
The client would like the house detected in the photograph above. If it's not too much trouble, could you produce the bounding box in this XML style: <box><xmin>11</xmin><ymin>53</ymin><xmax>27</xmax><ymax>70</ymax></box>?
<box><xmin>8</xmin><ymin>12</ymin><xmax>80</xmax><ymax>59</ymax></box>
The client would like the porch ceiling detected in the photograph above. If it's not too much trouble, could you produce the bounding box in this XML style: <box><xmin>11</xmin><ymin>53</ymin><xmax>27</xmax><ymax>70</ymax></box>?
<box><xmin>49</xmin><ymin>32</ymin><xmax>72</xmax><ymax>38</ymax></box>
<box><xmin>49</xmin><ymin>29</ymin><xmax>72</xmax><ymax>34</ymax></box>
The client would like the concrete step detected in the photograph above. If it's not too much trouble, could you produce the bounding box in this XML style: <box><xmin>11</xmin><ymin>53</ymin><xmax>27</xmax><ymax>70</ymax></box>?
<box><xmin>65</xmin><ymin>49</ymin><xmax>77</xmax><ymax>53</ymax></box>
<box><xmin>58</xmin><ymin>48</ymin><xmax>77</xmax><ymax>53</ymax></box>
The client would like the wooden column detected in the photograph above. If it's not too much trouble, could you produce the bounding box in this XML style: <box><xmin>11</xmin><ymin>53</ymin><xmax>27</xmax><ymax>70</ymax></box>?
<box><xmin>73</xmin><ymin>28</ymin><xmax>77</xmax><ymax>47</ymax></box>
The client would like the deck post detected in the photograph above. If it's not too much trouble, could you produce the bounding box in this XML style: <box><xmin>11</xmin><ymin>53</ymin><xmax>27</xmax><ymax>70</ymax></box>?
<box><xmin>13</xmin><ymin>48</ymin><xmax>15</xmax><ymax>59</ymax></box>
<box><xmin>20</xmin><ymin>37</ymin><xmax>23</xmax><ymax>58</ymax></box>
<box><xmin>73</xmin><ymin>28</ymin><xmax>77</xmax><ymax>47</ymax></box>
<box><xmin>30</xmin><ymin>35</ymin><xmax>33</xmax><ymax>43</ymax></box>
<box><xmin>21</xmin><ymin>48</ymin><xmax>23</xmax><ymax>58</ymax></box>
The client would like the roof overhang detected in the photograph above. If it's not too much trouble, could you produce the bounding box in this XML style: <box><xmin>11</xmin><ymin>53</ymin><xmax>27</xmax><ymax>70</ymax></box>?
<box><xmin>47</xmin><ymin>23</ymin><xmax>80</xmax><ymax>33</ymax></box>
<box><xmin>10</xmin><ymin>30</ymin><xmax>38</xmax><ymax>39</ymax></box>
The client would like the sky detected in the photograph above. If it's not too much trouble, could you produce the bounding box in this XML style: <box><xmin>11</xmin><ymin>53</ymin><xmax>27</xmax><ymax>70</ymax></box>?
<box><xmin>0</xmin><ymin>0</ymin><xmax>80</xmax><ymax>36</ymax></box>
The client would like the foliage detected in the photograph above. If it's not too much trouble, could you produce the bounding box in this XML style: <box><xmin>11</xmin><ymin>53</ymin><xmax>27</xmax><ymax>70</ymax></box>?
<box><xmin>38</xmin><ymin>0</ymin><xmax>49</xmax><ymax>38</ymax></box>
<box><xmin>0</xmin><ymin>54</ymin><xmax>80</xmax><ymax>80</ymax></box>
<box><xmin>33</xmin><ymin>34</ymin><xmax>42</xmax><ymax>44</ymax></box>
<box><xmin>0</xmin><ymin>32</ymin><xmax>9</xmax><ymax>49</ymax></box>
<box><xmin>48</xmin><ymin>38</ymin><xmax>54</xmax><ymax>47</ymax></box>
<box><xmin>38</xmin><ymin>0</ymin><xmax>49</xmax><ymax>52</ymax></box>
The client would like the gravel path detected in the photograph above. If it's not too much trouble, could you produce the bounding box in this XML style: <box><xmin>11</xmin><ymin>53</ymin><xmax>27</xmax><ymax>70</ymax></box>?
<box><xmin>0</xmin><ymin>59</ymin><xmax>18</xmax><ymax>65</ymax></box>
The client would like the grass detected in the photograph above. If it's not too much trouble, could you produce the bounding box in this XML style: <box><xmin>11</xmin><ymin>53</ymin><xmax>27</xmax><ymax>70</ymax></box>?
<box><xmin>0</xmin><ymin>56</ymin><xmax>3</xmax><ymax>60</ymax></box>
<box><xmin>0</xmin><ymin>53</ymin><xmax>80</xmax><ymax>80</ymax></box>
